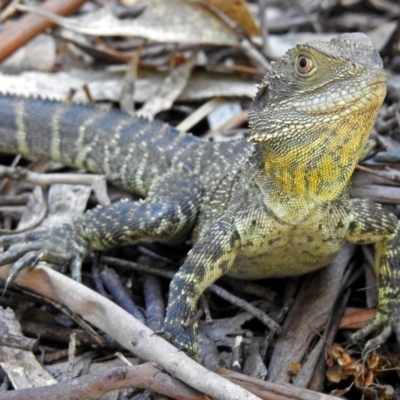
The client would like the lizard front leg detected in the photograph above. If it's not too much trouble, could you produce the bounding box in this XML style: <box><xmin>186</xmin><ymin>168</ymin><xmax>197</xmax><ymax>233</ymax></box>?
<box><xmin>0</xmin><ymin>171</ymin><xmax>201</xmax><ymax>283</ymax></box>
<box><xmin>163</xmin><ymin>214</ymin><xmax>241</xmax><ymax>358</ymax></box>
<box><xmin>345</xmin><ymin>198</ymin><xmax>400</xmax><ymax>352</ymax></box>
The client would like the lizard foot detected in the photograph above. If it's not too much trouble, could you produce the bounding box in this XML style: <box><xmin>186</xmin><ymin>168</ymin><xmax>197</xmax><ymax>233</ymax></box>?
<box><xmin>161</xmin><ymin>321</ymin><xmax>198</xmax><ymax>359</ymax></box>
<box><xmin>349</xmin><ymin>298</ymin><xmax>400</xmax><ymax>356</ymax></box>
<box><xmin>0</xmin><ymin>223</ymin><xmax>91</xmax><ymax>288</ymax></box>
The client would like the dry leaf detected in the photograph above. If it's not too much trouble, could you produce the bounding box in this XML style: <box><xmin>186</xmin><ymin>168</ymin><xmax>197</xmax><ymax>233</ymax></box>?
<box><xmin>205</xmin><ymin>0</ymin><xmax>260</xmax><ymax>36</ymax></box>
<box><xmin>138</xmin><ymin>52</ymin><xmax>197</xmax><ymax>118</ymax></box>
<box><xmin>0</xmin><ymin>308</ymin><xmax>57</xmax><ymax>388</ymax></box>
<box><xmin>17</xmin><ymin>0</ymin><xmax>239</xmax><ymax>46</ymax></box>
<box><xmin>288</xmin><ymin>361</ymin><xmax>301</xmax><ymax>376</ymax></box>
<box><xmin>0</xmin><ymin>70</ymin><xmax>257</xmax><ymax>103</ymax></box>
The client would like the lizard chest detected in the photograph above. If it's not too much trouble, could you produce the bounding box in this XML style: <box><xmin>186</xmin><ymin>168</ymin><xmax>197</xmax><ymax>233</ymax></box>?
<box><xmin>229</xmin><ymin>201</ymin><xmax>351</xmax><ymax>279</ymax></box>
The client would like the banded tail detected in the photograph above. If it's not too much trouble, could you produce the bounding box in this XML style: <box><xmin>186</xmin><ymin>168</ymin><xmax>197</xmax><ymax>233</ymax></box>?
<box><xmin>0</xmin><ymin>95</ymin><xmax>197</xmax><ymax>196</ymax></box>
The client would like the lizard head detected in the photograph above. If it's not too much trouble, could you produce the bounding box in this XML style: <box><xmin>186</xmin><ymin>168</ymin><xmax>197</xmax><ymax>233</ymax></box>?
<box><xmin>247</xmin><ymin>33</ymin><xmax>387</xmax><ymax>215</ymax></box>
<box><xmin>248</xmin><ymin>32</ymin><xmax>386</xmax><ymax>146</ymax></box>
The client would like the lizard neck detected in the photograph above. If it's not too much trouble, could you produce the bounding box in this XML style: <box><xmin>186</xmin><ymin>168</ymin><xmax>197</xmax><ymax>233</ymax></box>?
<box><xmin>254</xmin><ymin>111</ymin><xmax>375</xmax><ymax>223</ymax></box>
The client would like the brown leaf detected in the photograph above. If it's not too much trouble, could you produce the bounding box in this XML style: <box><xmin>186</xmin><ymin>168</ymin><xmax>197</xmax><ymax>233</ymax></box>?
<box><xmin>288</xmin><ymin>361</ymin><xmax>302</xmax><ymax>376</ymax></box>
<box><xmin>339</xmin><ymin>308</ymin><xmax>376</xmax><ymax>329</ymax></box>
<box><xmin>205</xmin><ymin>0</ymin><xmax>260</xmax><ymax>36</ymax></box>
<box><xmin>326</xmin><ymin>365</ymin><xmax>344</xmax><ymax>383</ymax></box>
<box><xmin>17</xmin><ymin>0</ymin><xmax>239</xmax><ymax>46</ymax></box>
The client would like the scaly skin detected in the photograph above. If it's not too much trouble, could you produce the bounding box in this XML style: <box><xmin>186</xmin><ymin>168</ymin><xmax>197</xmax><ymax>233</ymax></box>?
<box><xmin>0</xmin><ymin>33</ymin><xmax>398</xmax><ymax>358</ymax></box>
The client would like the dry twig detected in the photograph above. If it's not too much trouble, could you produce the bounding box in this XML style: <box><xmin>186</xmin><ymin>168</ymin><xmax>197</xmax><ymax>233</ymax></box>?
<box><xmin>0</xmin><ymin>264</ymin><xmax>261</xmax><ymax>400</ymax></box>
<box><xmin>0</xmin><ymin>362</ymin><xmax>207</xmax><ymax>400</ymax></box>
<box><xmin>0</xmin><ymin>0</ymin><xmax>87</xmax><ymax>62</ymax></box>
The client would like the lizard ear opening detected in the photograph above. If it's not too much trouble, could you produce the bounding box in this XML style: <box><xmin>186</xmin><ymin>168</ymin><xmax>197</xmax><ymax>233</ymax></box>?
<box><xmin>248</xmin><ymin>81</ymin><xmax>270</xmax><ymax>142</ymax></box>
<box><xmin>250</xmin><ymin>82</ymin><xmax>270</xmax><ymax>115</ymax></box>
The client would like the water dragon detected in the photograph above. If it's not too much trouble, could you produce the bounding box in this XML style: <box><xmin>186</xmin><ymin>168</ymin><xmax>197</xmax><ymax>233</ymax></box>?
<box><xmin>0</xmin><ymin>33</ymin><xmax>397</xmax><ymax>359</ymax></box>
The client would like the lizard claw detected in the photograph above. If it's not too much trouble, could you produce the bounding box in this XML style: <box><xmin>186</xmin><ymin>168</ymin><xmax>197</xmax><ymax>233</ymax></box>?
<box><xmin>349</xmin><ymin>298</ymin><xmax>400</xmax><ymax>355</ymax></box>
<box><xmin>160</xmin><ymin>323</ymin><xmax>197</xmax><ymax>359</ymax></box>
<box><xmin>152</xmin><ymin>330</ymin><xmax>192</xmax><ymax>354</ymax></box>
<box><xmin>362</xmin><ymin>325</ymin><xmax>393</xmax><ymax>357</ymax></box>
<box><xmin>0</xmin><ymin>223</ymin><xmax>89</xmax><ymax>288</ymax></box>
<box><xmin>4</xmin><ymin>250</ymin><xmax>42</xmax><ymax>294</ymax></box>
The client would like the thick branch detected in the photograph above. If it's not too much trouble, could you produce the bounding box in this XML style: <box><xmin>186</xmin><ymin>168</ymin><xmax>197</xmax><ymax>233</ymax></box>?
<box><xmin>0</xmin><ymin>264</ymin><xmax>260</xmax><ymax>400</ymax></box>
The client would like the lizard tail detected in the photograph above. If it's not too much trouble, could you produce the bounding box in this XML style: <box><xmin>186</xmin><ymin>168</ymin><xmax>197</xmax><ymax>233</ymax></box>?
<box><xmin>0</xmin><ymin>95</ymin><xmax>197</xmax><ymax>196</ymax></box>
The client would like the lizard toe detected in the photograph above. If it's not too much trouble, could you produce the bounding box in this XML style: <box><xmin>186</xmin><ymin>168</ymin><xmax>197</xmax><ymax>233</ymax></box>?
<box><xmin>393</xmin><ymin>318</ymin><xmax>400</xmax><ymax>346</ymax></box>
<box><xmin>0</xmin><ymin>229</ymin><xmax>46</xmax><ymax>247</ymax></box>
<box><xmin>69</xmin><ymin>256</ymin><xmax>83</xmax><ymax>282</ymax></box>
<box><xmin>361</xmin><ymin>325</ymin><xmax>392</xmax><ymax>356</ymax></box>
<box><xmin>0</xmin><ymin>222</ymin><xmax>90</xmax><ymax>287</ymax></box>
<box><xmin>0</xmin><ymin>243</ymin><xmax>41</xmax><ymax>267</ymax></box>
<box><xmin>349</xmin><ymin>296</ymin><xmax>400</xmax><ymax>355</ymax></box>
<box><xmin>161</xmin><ymin>327</ymin><xmax>197</xmax><ymax>359</ymax></box>
<box><xmin>5</xmin><ymin>250</ymin><xmax>42</xmax><ymax>292</ymax></box>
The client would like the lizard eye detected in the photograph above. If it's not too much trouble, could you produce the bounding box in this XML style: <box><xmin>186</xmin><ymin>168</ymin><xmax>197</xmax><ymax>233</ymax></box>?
<box><xmin>296</xmin><ymin>55</ymin><xmax>314</xmax><ymax>74</ymax></box>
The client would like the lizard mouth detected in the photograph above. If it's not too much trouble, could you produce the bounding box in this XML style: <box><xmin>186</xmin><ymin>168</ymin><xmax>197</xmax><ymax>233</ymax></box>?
<box><xmin>369</xmin><ymin>80</ymin><xmax>387</xmax><ymax>94</ymax></box>
<box><xmin>292</xmin><ymin>74</ymin><xmax>387</xmax><ymax>116</ymax></box>
<box><xmin>333</xmin><ymin>77</ymin><xmax>386</xmax><ymax>119</ymax></box>
<box><xmin>362</xmin><ymin>70</ymin><xmax>387</xmax><ymax>99</ymax></box>
<box><xmin>365</xmin><ymin>70</ymin><xmax>387</xmax><ymax>94</ymax></box>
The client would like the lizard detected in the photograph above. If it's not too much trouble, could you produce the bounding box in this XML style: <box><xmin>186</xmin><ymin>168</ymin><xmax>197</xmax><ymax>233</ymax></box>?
<box><xmin>0</xmin><ymin>32</ymin><xmax>397</xmax><ymax>359</ymax></box>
